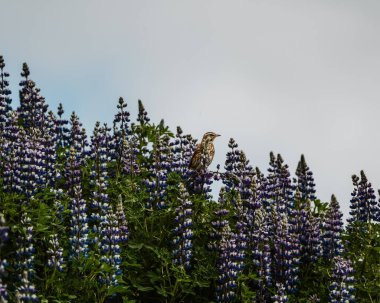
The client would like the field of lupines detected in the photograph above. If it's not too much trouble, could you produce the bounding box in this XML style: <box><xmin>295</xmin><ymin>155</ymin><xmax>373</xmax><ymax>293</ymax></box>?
<box><xmin>0</xmin><ymin>55</ymin><xmax>379</xmax><ymax>303</ymax></box>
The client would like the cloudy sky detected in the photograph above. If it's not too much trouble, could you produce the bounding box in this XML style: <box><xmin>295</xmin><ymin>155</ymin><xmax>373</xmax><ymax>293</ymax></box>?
<box><xmin>2</xmin><ymin>0</ymin><xmax>380</xmax><ymax>218</ymax></box>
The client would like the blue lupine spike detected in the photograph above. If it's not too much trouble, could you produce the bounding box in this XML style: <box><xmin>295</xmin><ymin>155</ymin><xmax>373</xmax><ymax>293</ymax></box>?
<box><xmin>172</xmin><ymin>184</ymin><xmax>193</xmax><ymax>269</ymax></box>
<box><xmin>322</xmin><ymin>195</ymin><xmax>344</xmax><ymax>259</ymax></box>
<box><xmin>329</xmin><ymin>256</ymin><xmax>355</xmax><ymax>303</ymax></box>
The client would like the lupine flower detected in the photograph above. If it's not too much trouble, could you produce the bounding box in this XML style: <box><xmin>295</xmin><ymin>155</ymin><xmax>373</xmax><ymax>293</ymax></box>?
<box><xmin>291</xmin><ymin>156</ymin><xmax>322</xmax><ymax>263</ymax></box>
<box><xmin>68</xmin><ymin>182</ymin><xmax>89</xmax><ymax>259</ymax></box>
<box><xmin>64</xmin><ymin>113</ymin><xmax>90</xmax><ymax>259</ymax></box>
<box><xmin>89</xmin><ymin>122</ymin><xmax>112</xmax><ymax>234</ymax></box>
<box><xmin>322</xmin><ymin>195</ymin><xmax>344</xmax><ymax>259</ymax></box>
<box><xmin>172</xmin><ymin>184</ymin><xmax>193</xmax><ymax>269</ymax></box>
<box><xmin>15</xmin><ymin>214</ymin><xmax>37</xmax><ymax>302</ymax></box>
<box><xmin>17</xmin><ymin>128</ymin><xmax>46</xmax><ymax>198</ymax></box>
<box><xmin>347</xmin><ymin>171</ymin><xmax>379</xmax><ymax>224</ymax></box>
<box><xmin>56</xmin><ymin>103</ymin><xmax>70</xmax><ymax>148</ymax></box>
<box><xmin>0</xmin><ymin>55</ymin><xmax>12</xmax><ymax>179</ymax></box>
<box><xmin>98</xmin><ymin>207</ymin><xmax>122</xmax><ymax>288</ymax></box>
<box><xmin>115</xmin><ymin>195</ymin><xmax>129</xmax><ymax>245</ymax></box>
<box><xmin>145</xmin><ymin>132</ymin><xmax>172</xmax><ymax>209</ymax></box>
<box><xmin>0</xmin><ymin>213</ymin><xmax>9</xmax><ymax>303</ymax></box>
<box><xmin>209</xmin><ymin>187</ymin><xmax>230</xmax><ymax>251</ymax></box>
<box><xmin>267</xmin><ymin>153</ymin><xmax>294</xmax><ymax>214</ymax></box>
<box><xmin>212</xmin><ymin>188</ymin><xmax>242</xmax><ymax>303</ymax></box>
<box><xmin>295</xmin><ymin>154</ymin><xmax>316</xmax><ymax>201</ymax></box>
<box><xmin>47</xmin><ymin>234</ymin><xmax>65</xmax><ymax>272</ymax></box>
<box><xmin>43</xmin><ymin>111</ymin><xmax>59</xmax><ymax>187</ymax></box>
<box><xmin>223</xmin><ymin>138</ymin><xmax>255</xmax><ymax>202</ymax></box>
<box><xmin>18</xmin><ymin>63</ymin><xmax>48</xmax><ymax>131</ymax></box>
<box><xmin>0</xmin><ymin>55</ymin><xmax>12</xmax><ymax>133</ymax></box>
<box><xmin>170</xmin><ymin>126</ymin><xmax>196</xmax><ymax>180</ymax></box>
<box><xmin>112</xmin><ymin>97</ymin><xmax>132</xmax><ymax>175</ymax></box>
<box><xmin>272</xmin><ymin>283</ymin><xmax>289</xmax><ymax>303</ymax></box>
<box><xmin>2</xmin><ymin>111</ymin><xmax>21</xmax><ymax>193</ymax></box>
<box><xmin>132</xmin><ymin>99</ymin><xmax>150</xmax><ymax>164</ymax></box>
<box><xmin>89</xmin><ymin>123</ymin><xmax>122</xmax><ymax>288</ymax></box>
<box><xmin>15</xmin><ymin>271</ymin><xmax>38</xmax><ymax>303</ymax></box>
<box><xmin>329</xmin><ymin>256</ymin><xmax>355</xmax><ymax>303</ymax></box>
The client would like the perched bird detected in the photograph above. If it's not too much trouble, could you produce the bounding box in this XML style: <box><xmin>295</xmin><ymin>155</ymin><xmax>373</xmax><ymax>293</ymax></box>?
<box><xmin>189</xmin><ymin>132</ymin><xmax>220</xmax><ymax>172</ymax></box>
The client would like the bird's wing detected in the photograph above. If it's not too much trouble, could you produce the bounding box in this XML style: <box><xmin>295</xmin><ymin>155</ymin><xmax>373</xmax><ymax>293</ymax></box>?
<box><xmin>189</xmin><ymin>143</ymin><xmax>202</xmax><ymax>169</ymax></box>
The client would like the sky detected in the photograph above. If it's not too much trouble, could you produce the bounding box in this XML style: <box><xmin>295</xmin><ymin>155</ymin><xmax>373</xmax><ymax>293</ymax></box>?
<box><xmin>1</xmin><ymin>0</ymin><xmax>380</xmax><ymax>218</ymax></box>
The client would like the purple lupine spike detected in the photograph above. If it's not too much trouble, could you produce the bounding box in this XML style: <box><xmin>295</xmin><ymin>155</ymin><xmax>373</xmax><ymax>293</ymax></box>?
<box><xmin>267</xmin><ymin>152</ymin><xmax>294</xmax><ymax>216</ymax></box>
<box><xmin>46</xmin><ymin>234</ymin><xmax>65</xmax><ymax>272</ymax></box>
<box><xmin>68</xmin><ymin>166</ymin><xmax>89</xmax><ymax>259</ymax></box>
<box><xmin>120</xmin><ymin>137</ymin><xmax>140</xmax><ymax>177</ymax></box>
<box><xmin>90</xmin><ymin>122</ymin><xmax>111</xmax><ymax>233</ymax></box>
<box><xmin>295</xmin><ymin>190</ymin><xmax>322</xmax><ymax>263</ymax></box>
<box><xmin>115</xmin><ymin>195</ymin><xmax>129</xmax><ymax>245</ymax></box>
<box><xmin>2</xmin><ymin>111</ymin><xmax>21</xmax><ymax>193</ymax></box>
<box><xmin>65</xmin><ymin>114</ymin><xmax>90</xmax><ymax>259</ymax></box>
<box><xmin>145</xmin><ymin>133</ymin><xmax>172</xmax><ymax>209</ymax></box>
<box><xmin>223</xmin><ymin>139</ymin><xmax>255</xmax><ymax>205</ymax></box>
<box><xmin>170</xmin><ymin>126</ymin><xmax>195</xmax><ymax>180</ymax></box>
<box><xmin>212</xmin><ymin>188</ymin><xmax>242</xmax><ymax>303</ymax></box>
<box><xmin>172</xmin><ymin>184</ymin><xmax>193</xmax><ymax>269</ymax></box>
<box><xmin>15</xmin><ymin>271</ymin><xmax>38</xmax><ymax>303</ymax></box>
<box><xmin>329</xmin><ymin>256</ymin><xmax>355</xmax><ymax>303</ymax></box>
<box><xmin>272</xmin><ymin>210</ymin><xmax>300</xmax><ymax>294</ymax></box>
<box><xmin>137</xmin><ymin>99</ymin><xmax>150</xmax><ymax>125</ymax></box>
<box><xmin>0</xmin><ymin>213</ymin><xmax>9</xmax><ymax>302</ymax></box>
<box><xmin>43</xmin><ymin>111</ymin><xmax>59</xmax><ymax>187</ymax></box>
<box><xmin>18</xmin><ymin>127</ymin><xmax>48</xmax><ymax>199</ymax></box>
<box><xmin>322</xmin><ymin>195</ymin><xmax>344</xmax><ymax>259</ymax></box>
<box><xmin>209</xmin><ymin>187</ymin><xmax>230</xmax><ymax>251</ymax></box>
<box><xmin>98</xmin><ymin>207</ymin><xmax>122</xmax><ymax>288</ymax></box>
<box><xmin>113</xmin><ymin>97</ymin><xmax>132</xmax><ymax>175</ymax></box>
<box><xmin>272</xmin><ymin>283</ymin><xmax>289</xmax><ymax>303</ymax></box>
<box><xmin>295</xmin><ymin>155</ymin><xmax>316</xmax><ymax>201</ymax></box>
<box><xmin>347</xmin><ymin>171</ymin><xmax>379</xmax><ymax>224</ymax></box>
<box><xmin>0</xmin><ymin>55</ymin><xmax>12</xmax><ymax>133</ymax></box>
<box><xmin>67</xmin><ymin>112</ymin><xmax>87</xmax><ymax>168</ymax></box>
<box><xmin>0</xmin><ymin>56</ymin><xmax>12</xmax><ymax>179</ymax></box>
<box><xmin>18</xmin><ymin>63</ymin><xmax>48</xmax><ymax>132</ymax></box>
<box><xmin>56</xmin><ymin>103</ymin><xmax>70</xmax><ymax>148</ymax></box>
<box><xmin>15</xmin><ymin>213</ymin><xmax>37</xmax><ymax>302</ymax></box>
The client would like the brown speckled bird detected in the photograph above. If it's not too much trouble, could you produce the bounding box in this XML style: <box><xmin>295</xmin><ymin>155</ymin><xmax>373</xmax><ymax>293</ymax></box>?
<box><xmin>189</xmin><ymin>132</ymin><xmax>220</xmax><ymax>172</ymax></box>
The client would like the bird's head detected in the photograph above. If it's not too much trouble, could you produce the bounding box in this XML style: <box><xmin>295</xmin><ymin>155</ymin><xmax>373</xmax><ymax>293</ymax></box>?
<box><xmin>202</xmin><ymin>132</ymin><xmax>221</xmax><ymax>142</ymax></box>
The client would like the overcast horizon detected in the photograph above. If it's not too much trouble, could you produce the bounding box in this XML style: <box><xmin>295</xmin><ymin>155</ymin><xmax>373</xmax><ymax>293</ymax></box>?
<box><xmin>2</xmin><ymin>0</ymin><xmax>380</xmax><ymax>219</ymax></box>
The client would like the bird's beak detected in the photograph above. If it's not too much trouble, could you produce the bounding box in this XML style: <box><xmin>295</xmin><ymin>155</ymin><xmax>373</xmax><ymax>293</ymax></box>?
<box><xmin>216</xmin><ymin>134</ymin><xmax>221</xmax><ymax>137</ymax></box>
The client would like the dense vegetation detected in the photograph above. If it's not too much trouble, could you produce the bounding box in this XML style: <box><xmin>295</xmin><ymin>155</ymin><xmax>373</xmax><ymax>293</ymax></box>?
<box><xmin>0</xmin><ymin>55</ymin><xmax>379</xmax><ymax>303</ymax></box>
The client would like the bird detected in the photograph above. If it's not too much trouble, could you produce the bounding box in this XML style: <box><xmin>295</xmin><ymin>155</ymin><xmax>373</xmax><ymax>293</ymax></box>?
<box><xmin>189</xmin><ymin>132</ymin><xmax>220</xmax><ymax>172</ymax></box>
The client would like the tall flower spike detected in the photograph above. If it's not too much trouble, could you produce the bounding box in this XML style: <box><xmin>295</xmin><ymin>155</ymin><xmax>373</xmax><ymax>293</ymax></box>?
<box><xmin>115</xmin><ymin>195</ymin><xmax>129</xmax><ymax>245</ymax></box>
<box><xmin>172</xmin><ymin>184</ymin><xmax>193</xmax><ymax>269</ymax></box>
<box><xmin>0</xmin><ymin>55</ymin><xmax>12</xmax><ymax>160</ymax></box>
<box><xmin>15</xmin><ymin>213</ymin><xmax>37</xmax><ymax>302</ymax></box>
<box><xmin>0</xmin><ymin>213</ymin><xmax>9</xmax><ymax>302</ymax></box>
<box><xmin>347</xmin><ymin>170</ymin><xmax>379</xmax><ymax>224</ymax></box>
<box><xmin>137</xmin><ymin>99</ymin><xmax>150</xmax><ymax>125</ymax></box>
<box><xmin>223</xmin><ymin>138</ymin><xmax>255</xmax><ymax>201</ymax></box>
<box><xmin>329</xmin><ymin>256</ymin><xmax>355</xmax><ymax>303</ymax></box>
<box><xmin>47</xmin><ymin>234</ymin><xmax>65</xmax><ymax>272</ymax></box>
<box><xmin>56</xmin><ymin>103</ymin><xmax>70</xmax><ymax>148</ymax></box>
<box><xmin>2</xmin><ymin>111</ymin><xmax>21</xmax><ymax>193</ymax></box>
<box><xmin>322</xmin><ymin>195</ymin><xmax>344</xmax><ymax>259</ymax></box>
<box><xmin>18</xmin><ymin>63</ymin><xmax>48</xmax><ymax>131</ymax></box>
<box><xmin>98</xmin><ymin>207</ymin><xmax>122</xmax><ymax>289</ymax></box>
<box><xmin>89</xmin><ymin>123</ymin><xmax>112</xmax><ymax>244</ymax></box>
<box><xmin>144</xmin><ymin>133</ymin><xmax>172</xmax><ymax>209</ymax></box>
<box><xmin>295</xmin><ymin>154</ymin><xmax>316</xmax><ymax>201</ymax></box>
<box><xmin>170</xmin><ymin>126</ymin><xmax>196</xmax><ymax>180</ymax></box>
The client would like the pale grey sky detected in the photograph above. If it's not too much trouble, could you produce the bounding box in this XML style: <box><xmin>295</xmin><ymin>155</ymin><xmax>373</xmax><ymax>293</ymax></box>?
<box><xmin>2</xmin><ymin>0</ymin><xmax>380</xmax><ymax>218</ymax></box>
